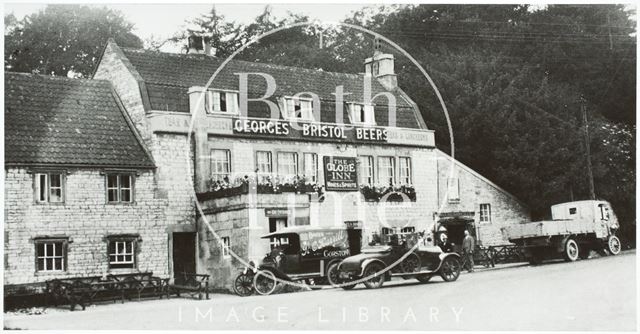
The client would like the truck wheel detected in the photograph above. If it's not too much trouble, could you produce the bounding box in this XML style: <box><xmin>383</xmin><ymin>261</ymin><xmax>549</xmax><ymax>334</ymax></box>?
<box><xmin>326</xmin><ymin>262</ymin><xmax>340</xmax><ymax>287</ymax></box>
<box><xmin>363</xmin><ymin>263</ymin><xmax>385</xmax><ymax>289</ymax></box>
<box><xmin>578</xmin><ymin>248</ymin><xmax>591</xmax><ymax>260</ymax></box>
<box><xmin>563</xmin><ymin>238</ymin><xmax>580</xmax><ymax>262</ymax></box>
<box><xmin>528</xmin><ymin>249</ymin><xmax>544</xmax><ymax>265</ymax></box>
<box><xmin>607</xmin><ymin>236</ymin><xmax>621</xmax><ymax>255</ymax></box>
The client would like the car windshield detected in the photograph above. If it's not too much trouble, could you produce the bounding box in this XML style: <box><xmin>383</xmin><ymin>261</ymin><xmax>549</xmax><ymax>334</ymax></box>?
<box><xmin>361</xmin><ymin>245</ymin><xmax>392</xmax><ymax>253</ymax></box>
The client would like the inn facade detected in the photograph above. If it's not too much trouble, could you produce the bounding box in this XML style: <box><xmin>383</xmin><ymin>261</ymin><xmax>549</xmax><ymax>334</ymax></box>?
<box><xmin>92</xmin><ymin>38</ymin><xmax>530</xmax><ymax>289</ymax></box>
<box><xmin>4</xmin><ymin>37</ymin><xmax>531</xmax><ymax>292</ymax></box>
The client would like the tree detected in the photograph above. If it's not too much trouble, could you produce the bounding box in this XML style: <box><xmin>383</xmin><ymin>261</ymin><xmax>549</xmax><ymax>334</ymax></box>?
<box><xmin>4</xmin><ymin>4</ymin><xmax>142</xmax><ymax>77</ymax></box>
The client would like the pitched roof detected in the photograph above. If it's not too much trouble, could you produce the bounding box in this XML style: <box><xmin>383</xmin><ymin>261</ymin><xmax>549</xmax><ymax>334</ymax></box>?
<box><xmin>100</xmin><ymin>41</ymin><xmax>425</xmax><ymax>129</ymax></box>
<box><xmin>4</xmin><ymin>72</ymin><xmax>155</xmax><ymax>168</ymax></box>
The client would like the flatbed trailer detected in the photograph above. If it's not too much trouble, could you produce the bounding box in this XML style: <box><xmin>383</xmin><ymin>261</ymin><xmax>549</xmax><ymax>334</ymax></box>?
<box><xmin>503</xmin><ymin>200</ymin><xmax>621</xmax><ymax>264</ymax></box>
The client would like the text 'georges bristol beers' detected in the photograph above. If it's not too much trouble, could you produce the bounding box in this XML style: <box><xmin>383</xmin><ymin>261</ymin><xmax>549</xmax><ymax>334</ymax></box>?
<box><xmin>233</xmin><ymin>118</ymin><xmax>387</xmax><ymax>141</ymax></box>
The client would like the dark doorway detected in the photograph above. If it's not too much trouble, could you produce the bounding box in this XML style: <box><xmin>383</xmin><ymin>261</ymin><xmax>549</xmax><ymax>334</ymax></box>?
<box><xmin>347</xmin><ymin>229</ymin><xmax>362</xmax><ymax>255</ymax></box>
<box><xmin>173</xmin><ymin>232</ymin><xmax>196</xmax><ymax>284</ymax></box>
<box><xmin>439</xmin><ymin>219</ymin><xmax>474</xmax><ymax>253</ymax></box>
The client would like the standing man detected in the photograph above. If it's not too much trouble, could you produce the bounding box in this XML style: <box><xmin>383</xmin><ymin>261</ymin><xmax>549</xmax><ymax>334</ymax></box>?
<box><xmin>462</xmin><ymin>230</ymin><xmax>475</xmax><ymax>272</ymax></box>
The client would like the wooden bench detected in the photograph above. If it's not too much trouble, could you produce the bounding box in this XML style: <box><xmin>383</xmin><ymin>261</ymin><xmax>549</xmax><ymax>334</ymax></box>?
<box><xmin>45</xmin><ymin>272</ymin><xmax>169</xmax><ymax>311</ymax></box>
<box><xmin>171</xmin><ymin>272</ymin><xmax>210</xmax><ymax>300</ymax></box>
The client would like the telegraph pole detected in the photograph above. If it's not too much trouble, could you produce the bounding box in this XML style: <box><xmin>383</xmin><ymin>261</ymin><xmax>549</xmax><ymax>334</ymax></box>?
<box><xmin>581</xmin><ymin>96</ymin><xmax>596</xmax><ymax>200</ymax></box>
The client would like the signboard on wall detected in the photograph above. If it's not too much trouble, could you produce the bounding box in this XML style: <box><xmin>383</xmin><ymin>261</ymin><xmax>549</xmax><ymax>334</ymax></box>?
<box><xmin>323</xmin><ymin>156</ymin><xmax>358</xmax><ymax>191</ymax></box>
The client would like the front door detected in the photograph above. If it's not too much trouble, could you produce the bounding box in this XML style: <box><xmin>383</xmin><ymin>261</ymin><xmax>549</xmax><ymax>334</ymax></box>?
<box><xmin>173</xmin><ymin>232</ymin><xmax>196</xmax><ymax>284</ymax></box>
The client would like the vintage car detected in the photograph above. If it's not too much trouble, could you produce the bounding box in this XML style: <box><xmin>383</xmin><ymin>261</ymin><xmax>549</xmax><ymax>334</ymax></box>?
<box><xmin>249</xmin><ymin>226</ymin><xmax>361</xmax><ymax>295</ymax></box>
<box><xmin>336</xmin><ymin>233</ymin><xmax>461</xmax><ymax>289</ymax></box>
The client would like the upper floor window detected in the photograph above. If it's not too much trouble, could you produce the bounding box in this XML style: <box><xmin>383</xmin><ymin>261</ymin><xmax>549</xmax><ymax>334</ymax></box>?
<box><xmin>377</xmin><ymin>156</ymin><xmax>396</xmax><ymax>186</ymax></box>
<box><xmin>284</xmin><ymin>97</ymin><xmax>314</xmax><ymax>121</ymax></box>
<box><xmin>447</xmin><ymin>177</ymin><xmax>460</xmax><ymax>202</ymax></box>
<box><xmin>106</xmin><ymin>173</ymin><xmax>133</xmax><ymax>203</ymax></box>
<box><xmin>107</xmin><ymin>235</ymin><xmax>137</xmax><ymax>269</ymax></box>
<box><xmin>359</xmin><ymin>156</ymin><xmax>374</xmax><ymax>185</ymax></box>
<box><xmin>480</xmin><ymin>203</ymin><xmax>492</xmax><ymax>223</ymax></box>
<box><xmin>35</xmin><ymin>172</ymin><xmax>64</xmax><ymax>203</ymax></box>
<box><xmin>210</xmin><ymin>149</ymin><xmax>231</xmax><ymax>182</ymax></box>
<box><xmin>35</xmin><ymin>238</ymin><xmax>67</xmax><ymax>272</ymax></box>
<box><xmin>205</xmin><ymin>90</ymin><xmax>238</xmax><ymax>114</ymax></box>
<box><xmin>303</xmin><ymin>153</ymin><xmax>318</xmax><ymax>183</ymax></box>
<box><xmin>398</xmin><ymin>157</ymin><xmax>412</xmax><ymax>184</ymax></box>
<box><xmin>256</xmin><ymin>151</ymin><xmax>272</xmax><ymax>182</ymax></box>
<box><xmin>348</xmin><ymin>103</ymin><xmax>375</xmax><ymax>125</ymax></box>
<box><xmin>277</xmin><ymin>152</ymin><xmax>298</xmax><ymax>179</ymax></box>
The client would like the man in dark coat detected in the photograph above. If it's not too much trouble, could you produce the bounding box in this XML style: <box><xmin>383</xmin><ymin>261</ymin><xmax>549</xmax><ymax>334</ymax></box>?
<box><xmin>462</xmin><ymin>230</ymin><xmax>475</xmax><ymax>272</ymax></box>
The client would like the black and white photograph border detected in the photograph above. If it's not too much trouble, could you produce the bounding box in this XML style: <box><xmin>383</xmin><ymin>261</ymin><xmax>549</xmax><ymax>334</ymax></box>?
<box><xmin>1</xmin><ymin>0</ymin><xmax>638</xmax><ymax>332</ymax></box>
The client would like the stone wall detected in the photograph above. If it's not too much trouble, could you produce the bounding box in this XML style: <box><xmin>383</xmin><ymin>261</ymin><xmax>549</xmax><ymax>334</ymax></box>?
<box><xmin>436</xmin><ymin>150</ymin><xmax>531</xmax><ymax>246</ymax></box>
<box><xmin>4</xmin><ymin>168</ymin><xmax>169</xmax><ymax>286</ymax></box>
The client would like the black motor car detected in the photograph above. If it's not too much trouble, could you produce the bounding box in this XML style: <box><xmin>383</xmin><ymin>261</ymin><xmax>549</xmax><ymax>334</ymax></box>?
<box><xmin>336</xmin><ymin>233</ymin><xmax>461</xmax><ymax>289</ymax></box>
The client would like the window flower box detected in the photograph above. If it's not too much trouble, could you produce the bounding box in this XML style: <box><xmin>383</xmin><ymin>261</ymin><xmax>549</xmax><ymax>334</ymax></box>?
<box><xmin>196</xmin><ymin>175</ymin><xmax>323</xmax><ymax>201</ymax></box>
<box><xmin>360</xmin><ymin>184</ymin><xmax>416</xmax><ymax>202</ymax></box>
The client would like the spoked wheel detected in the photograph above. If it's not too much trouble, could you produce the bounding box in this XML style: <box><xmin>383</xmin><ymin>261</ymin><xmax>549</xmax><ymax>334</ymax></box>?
<box><xmin>326</xmin><ymin>262</ymin><xmax>341</xmax><ymax>287</ymax></box>
<box><xmin>416</xmin><ymin>275</ymin><xmax>432</xmax><ymax>283</ymax></box>
<box><xmin>363</xmin><ymin>263</ymin><xmax>386</xmax><ymax>289</ymax></box>
<box><xmin>607</xmin><ymin>235</ymin><xmax>621</xmax><ymax>255</ymax></box>
<box><xmin>563</xmin><ymin>238</ymin><xmax>580</xmax><ymax>262</ymax></box>
<box><xmin>440</xmin><ymin>257</ymin><xmax>461</xmax><ymax>282</ymax></box>
<box><xmin>400</xmin><ymin>253</ymin><xmax>421</xmax><ymax>273</ymax></box>
<box><xmin>253</xmin><ymin>270</ymin><xmax>279</xmax><ymax>296</ymax></box>
<box><xmin>233</xmin><ymin>272</ymin><xmax>254</xmax><ymax>297</ymax></box>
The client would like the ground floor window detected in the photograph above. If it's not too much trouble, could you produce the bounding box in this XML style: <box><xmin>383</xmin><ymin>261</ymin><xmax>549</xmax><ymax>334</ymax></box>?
<box><xmin>107</xmin><ymin>235</ymin><xmax>137</xmax><ymax>269</ymax></box>
<box><xmin>35</xmin><ymin>239</ymin><xmax>67</xmax><ymax>272</ymax></box>
<box><xmin>221</xmin><ymin>237</ymin><xmax>231</xmax><ymax>258</ymax></box>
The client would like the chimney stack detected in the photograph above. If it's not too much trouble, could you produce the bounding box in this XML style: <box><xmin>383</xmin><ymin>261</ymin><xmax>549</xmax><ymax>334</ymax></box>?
<box><xmin>187</xmin><ymin>35</ymin><xmax>204</xmax><ymax>54</ymax></box>
<box><xmin>364</xmin><ymin>37</ymin><xmax>397</xmax><ymax>90</ymax></box>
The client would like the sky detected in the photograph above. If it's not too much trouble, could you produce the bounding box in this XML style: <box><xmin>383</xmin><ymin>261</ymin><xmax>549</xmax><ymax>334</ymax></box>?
<box><xmin>3</xmin><ymin>3</ymin><xmax>373</xmax><ymax>51</ymax></box>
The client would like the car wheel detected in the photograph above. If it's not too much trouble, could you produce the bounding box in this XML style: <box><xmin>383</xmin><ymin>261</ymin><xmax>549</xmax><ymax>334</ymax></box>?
<box><xmin>607</xmin><ymin>235</ymin><xmax>621</xmax><ymax>255</ymax></box>
<box><xmin>439</xmin><ymin>257</ymin><xmax>461</xmax><ymax>282</ymax></box>
<box><xmin>400</xmin><ymin>253</ymin><xmax>421</xmax><ymax>273</ymax></box>
<box><xmin>416</xmin><ymin>275</ymin><xmax>432</xmax><ymax>283</ymax></box>
<box><xmin>253</xmin><ymin>270</ymin><xmax>278</xmax><ymax>295</ymax></box>
<box><xmin>326</xmin><ymin>262</ymin><xmax>341</xmax><ymax>287</ymax></box>
<box><xmin>563</xmin><ymin>238</ymin><xmax>580</xmax><ymax>262</ymax></box>
<box><xmin>233</xmin><ymin>272</ymin><xmax>254</xmax><ymax>297</ymax></box>
<box><xmin>363</xmin><ymin>263</ymin><xmax>386</xmax><ymax>289</ymax></box>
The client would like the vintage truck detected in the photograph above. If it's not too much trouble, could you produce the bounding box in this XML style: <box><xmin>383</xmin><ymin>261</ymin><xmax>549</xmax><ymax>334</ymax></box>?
<box><xmin>503</xmin><ymin>200</ymin><xmax>621</xmax><ymax>264</ymax></box>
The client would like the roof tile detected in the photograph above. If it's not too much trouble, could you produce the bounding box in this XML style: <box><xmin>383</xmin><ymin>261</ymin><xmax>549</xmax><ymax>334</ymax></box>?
<box><xmin>4</xmin><ymin>72</ymin><xmax>155</xmax><ymax>168</ymax></box>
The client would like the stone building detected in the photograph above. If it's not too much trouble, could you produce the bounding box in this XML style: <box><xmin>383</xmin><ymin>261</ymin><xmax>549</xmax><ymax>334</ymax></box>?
<box><xmin>3</xmin><ymin>73</ymin><xmax>169</xmax><ymax>292</ymax></box>
<box><xmin>92</xmin><ymin>38</ymin><xmax>531</xmax><ymax>290</ymax></box>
